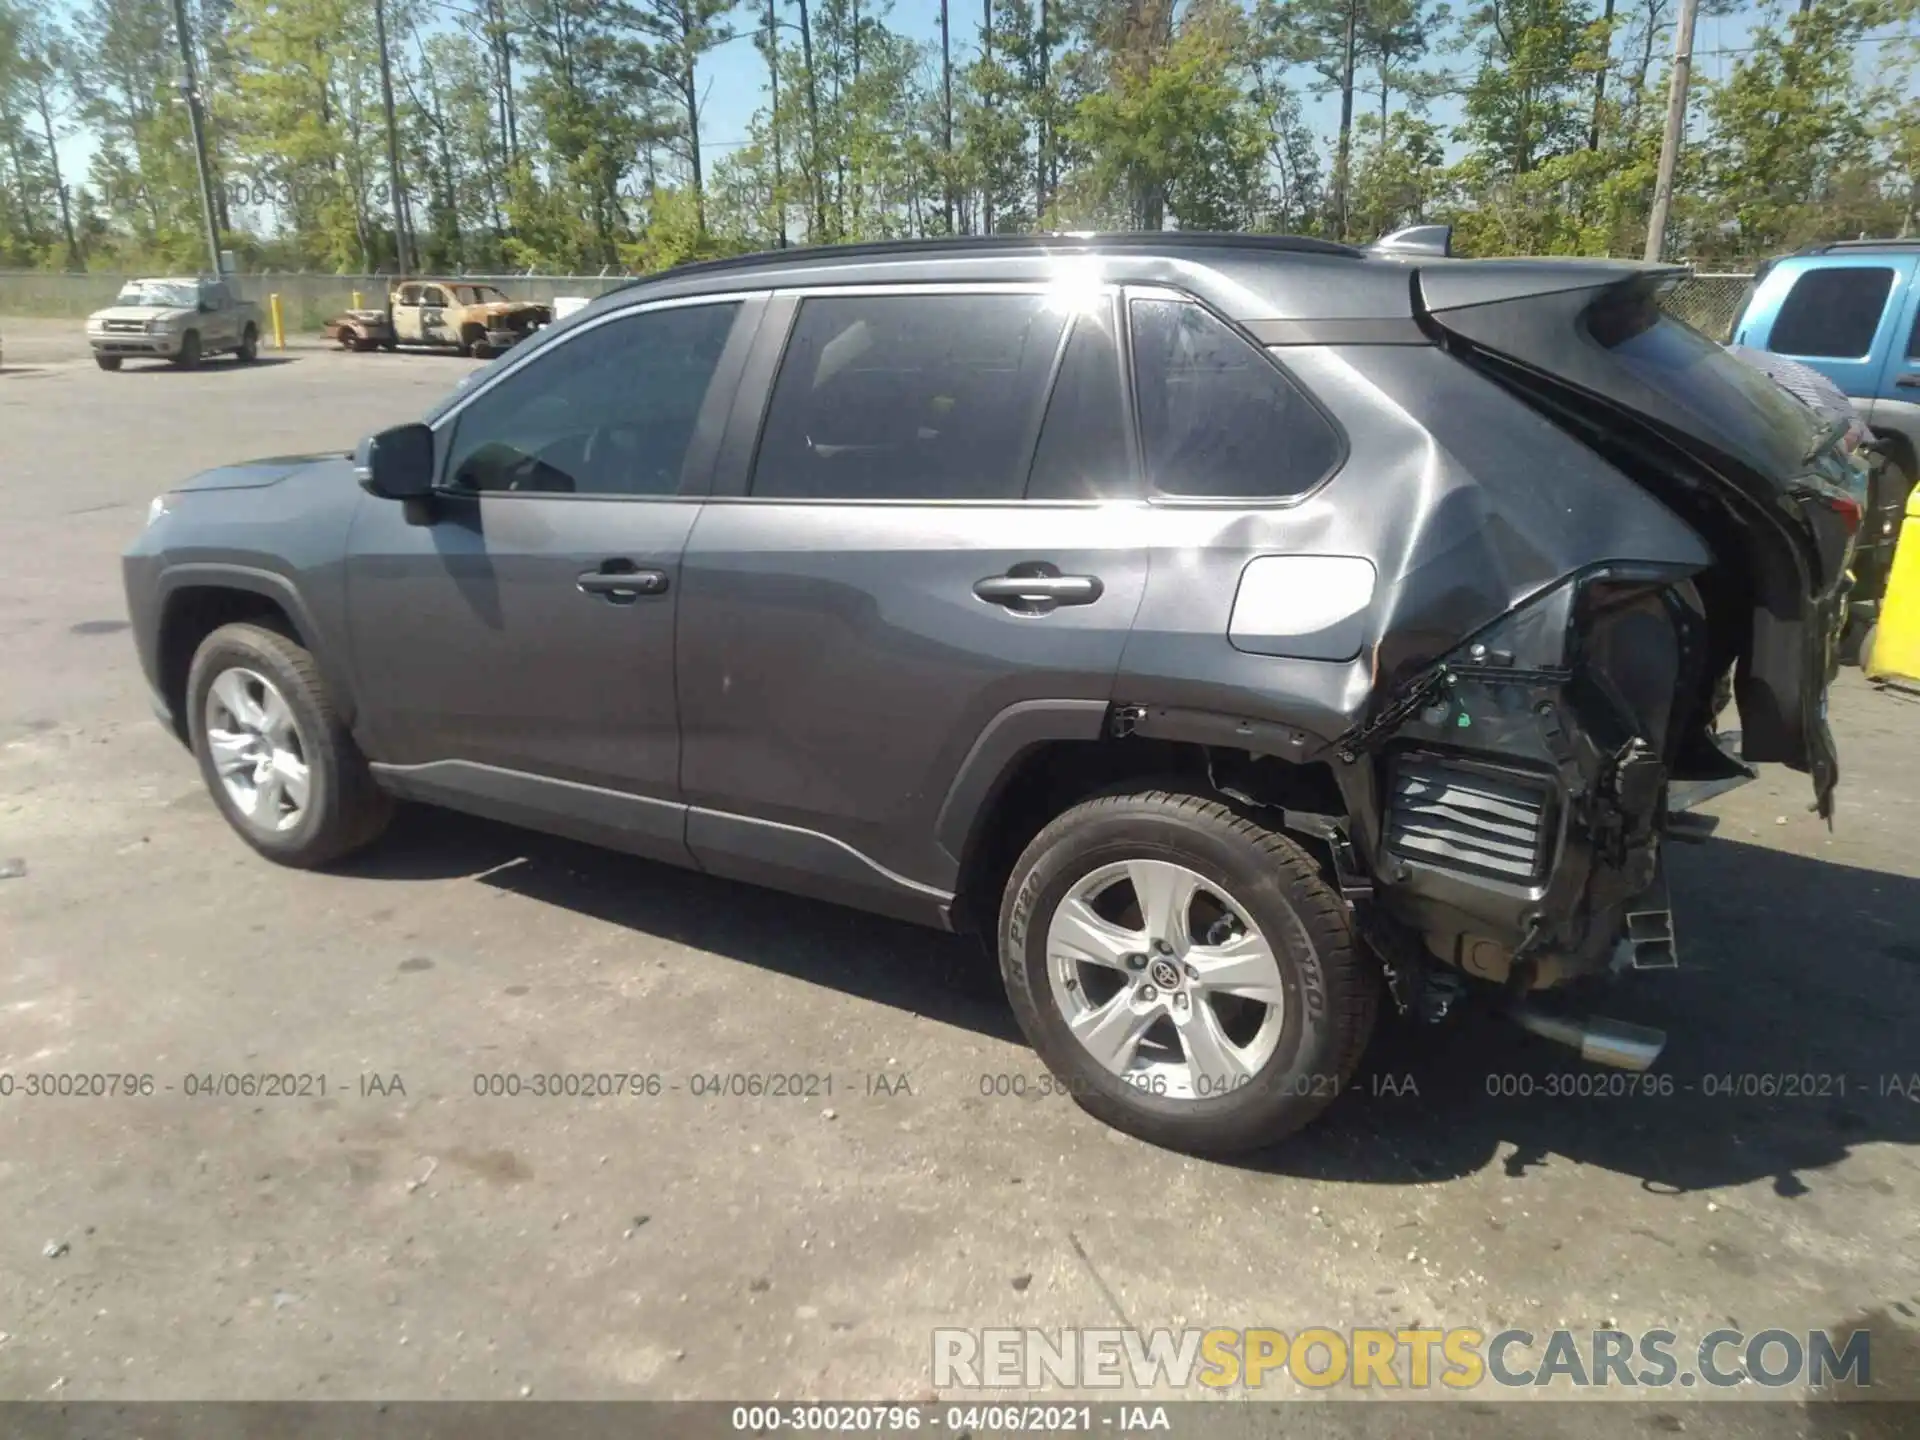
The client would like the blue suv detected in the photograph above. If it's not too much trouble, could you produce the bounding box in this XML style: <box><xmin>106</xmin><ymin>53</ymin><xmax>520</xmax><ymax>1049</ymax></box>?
<box><xmin>1732</xmin><ymin>240</ymin><xmax>1920</xmax><ymax>622</ymax></box>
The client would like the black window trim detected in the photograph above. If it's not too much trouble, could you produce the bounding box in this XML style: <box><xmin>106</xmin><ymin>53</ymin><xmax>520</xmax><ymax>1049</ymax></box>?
<box><xmin>1123</xmin><ymin>285</ymin><xmax>1351</xmax><ymax>509</ymax></box>
<box><xmin>1020</xmin><ymin>293</ymin><xmax>1146</xmax><ymax>503</ymax></box>
<box><xmin>426</xmin><ymin>291</ymin><xmax>763</xmax><ymax>504</ymax></box>
<box><xmin>715</xmin><ymin>280</ymin><xmax>1137</xmax><ymax>507</ymax></box>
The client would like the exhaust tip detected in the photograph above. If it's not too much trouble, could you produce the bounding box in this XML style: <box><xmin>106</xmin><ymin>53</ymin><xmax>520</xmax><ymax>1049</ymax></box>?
<box><xmin>1510</xmin><ymin>1007</ymin><xmax>1667</xmax><ymax>1072</ymax></box>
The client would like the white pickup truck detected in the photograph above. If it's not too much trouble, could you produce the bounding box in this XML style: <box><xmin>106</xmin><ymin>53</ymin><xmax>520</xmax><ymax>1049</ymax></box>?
<box><xmin>86</xmin><ymin>276</ymin><xmax>263</xmax><ymax>371</ymax></box>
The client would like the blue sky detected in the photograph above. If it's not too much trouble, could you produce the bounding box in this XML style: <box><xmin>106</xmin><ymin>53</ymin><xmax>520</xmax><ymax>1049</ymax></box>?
<box><xmin>51</xmin><ymin>0</ymin><xmax>1886</xmax><ymax>231</ymax></box>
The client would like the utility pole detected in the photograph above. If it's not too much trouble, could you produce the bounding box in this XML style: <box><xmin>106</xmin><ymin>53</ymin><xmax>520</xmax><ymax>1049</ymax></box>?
<box><xmin>1643</xmin><ymin>0</ymin><xmax>1699</xmax><ymax>262</ymax></box>
<box><xmin>373</xmin><ymin>0</ymin><xmax>412</xmax><ymax>274</ymax></box>
<box><xmin>168</xmin><ymin>0</ymin><xmax>223</xmax><ymax>277</ymax></box>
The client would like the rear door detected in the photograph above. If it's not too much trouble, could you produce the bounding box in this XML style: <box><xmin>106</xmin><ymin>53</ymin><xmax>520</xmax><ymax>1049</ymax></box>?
<box><xmin>674</xmin><ymin>284</ymin><xmax>1150</xmax><ymax>918</ymax></box>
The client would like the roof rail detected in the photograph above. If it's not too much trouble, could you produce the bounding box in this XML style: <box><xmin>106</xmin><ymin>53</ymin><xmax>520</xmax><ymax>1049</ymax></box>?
<box><xmin>611</xmin><ymin>231</ymin><xmax>1364</xmax><ymax>294</ymax></box>
<box><xmin>1800</xmin><ymin>238</ymin><xmax>1920</xmax><ymax>254</ymax></box>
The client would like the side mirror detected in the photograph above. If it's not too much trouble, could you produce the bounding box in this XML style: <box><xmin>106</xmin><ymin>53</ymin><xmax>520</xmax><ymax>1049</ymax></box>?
<box><xmin>355</xmin><ymin>422</ymin><xmax>436</xmax><ymax>500</ymax></box>
<box><xmin>198</xmin><ymin>299</ymin><xmax>214</xmax><ymax>313</ymax></box>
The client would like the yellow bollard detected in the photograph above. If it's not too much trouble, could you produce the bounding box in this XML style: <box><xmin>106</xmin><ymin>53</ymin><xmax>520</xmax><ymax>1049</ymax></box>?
<box><xmin>1864</xmin><ymin>483</ymin><xmax>1920</xmax><ymax>685</ymax></box>
<box><xmin>351</xmin><ymin>290</ymin><xmax>363</xmax><ymax>311</ymax></box>
<box><xmin>269</xmin><ymin>293</ymin><xmax>285</xmax><ymax>350</ymax></box>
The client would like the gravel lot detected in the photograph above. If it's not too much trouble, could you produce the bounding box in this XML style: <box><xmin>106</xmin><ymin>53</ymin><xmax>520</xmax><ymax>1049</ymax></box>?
<box><xmin>1</xmin><ymin>315</ymin><xmax>1916</xmax><ymax>1429</ymax></box>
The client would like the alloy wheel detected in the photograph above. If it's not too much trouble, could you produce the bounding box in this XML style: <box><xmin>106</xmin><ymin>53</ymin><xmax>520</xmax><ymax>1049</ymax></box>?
<box><xmin>203</xmin><ymin>667</ymin><xmax>311</xmax><ymax>834</ymax></box>
<box><xmin>1045</xmin><ymin>859</ymin><xmax>1286</xmax><ymax>1100</ymax></box>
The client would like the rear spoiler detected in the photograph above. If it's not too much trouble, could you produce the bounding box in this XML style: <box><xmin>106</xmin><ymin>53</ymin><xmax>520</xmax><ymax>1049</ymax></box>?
<box><xmin>1419</xmin><ymin>259</ymin><xmax>1687</xmax><ymax>314</ymax></box>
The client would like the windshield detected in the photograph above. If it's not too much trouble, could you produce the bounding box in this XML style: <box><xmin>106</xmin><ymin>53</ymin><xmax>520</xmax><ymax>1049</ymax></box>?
<box><xmin>115</xmin><ymin>281</ymin><xmax>199</xmax><ymax>309</ymax></box>
<box><xmin>1588</xmin><ymin>292</ymin><xmax>1818</xmax><ymax>480</ymax></box>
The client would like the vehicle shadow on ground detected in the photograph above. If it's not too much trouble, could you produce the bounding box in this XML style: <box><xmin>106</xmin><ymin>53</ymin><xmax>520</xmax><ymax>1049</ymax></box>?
<box><xmin>339</xmin><ymin>803</ymin><xmax>1021</xmax><ymax>1041</ymax></box>
<box><xmin>342</xmin><ymin>811</ymin><xmax>1920</xmax><ymax>1195</ymax></box>
<box><xmin>110</xmin><ymin>356</ymin><xmax>301</xmax><ymax>374</ymax></box>
<box><xmin>1258</xmin><ymin>835</ymin><xmax>1920</xmax><ymax>1195</ymax></box>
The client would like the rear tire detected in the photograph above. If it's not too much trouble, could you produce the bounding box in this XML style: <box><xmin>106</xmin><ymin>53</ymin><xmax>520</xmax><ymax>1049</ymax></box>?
<box><xmin>998</xmin><ymin>789</ymin><xmax>1377</xmax><ymax>1154</ymax></box>
<box><xmin>94</xmin><ymin>354</ymin><xmax>122</xmax><ymax>371</ymax></box>
<box><xmin>186</xmin><ymin>622</ymin><xmax>393</xmax><ymax>868</ymax></box>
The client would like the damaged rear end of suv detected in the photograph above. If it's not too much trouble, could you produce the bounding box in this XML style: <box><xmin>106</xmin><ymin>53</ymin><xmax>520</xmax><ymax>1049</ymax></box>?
<box><xmin>1043</xmin><ymin>248</ymin><xmax>1859</xmax><ymax>1153</ymax></box>
<box><xmin>1327</xmin><ymin>258</ymin><xmax>1855</xmax><ymax>1075</ymax></box>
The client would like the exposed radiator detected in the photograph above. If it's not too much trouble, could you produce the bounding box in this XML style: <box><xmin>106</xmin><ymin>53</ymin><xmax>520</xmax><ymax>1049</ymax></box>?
<box><xmin>1385</xmin><ymin>757</ymin><xmax>1553</xmax><ymax>883</ymax></box>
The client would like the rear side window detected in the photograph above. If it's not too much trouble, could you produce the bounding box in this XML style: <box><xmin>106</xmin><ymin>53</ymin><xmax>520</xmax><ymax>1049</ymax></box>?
<box><xmin>1129</xmin><ymin>299</ymin><xmax>1341</xmax><ymax>499</ymax></box>
<box><xmin>1768</xmin><ymin>267</ymin><xmax>1895</xmax><ymax>358</ymax></box>
<box><xmin>1026</xmin><ymin>307</ymin><xmax>1135</xmax><ymax>500</ymax></box>
<box><xmin>750</xmin><ymin>294</ymin><xmax>1067</xmax><ymax>501</ymax></box>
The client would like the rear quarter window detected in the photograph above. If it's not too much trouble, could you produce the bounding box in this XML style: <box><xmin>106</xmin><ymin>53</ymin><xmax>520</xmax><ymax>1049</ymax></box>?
<box><xmin>1129</xmin><ymin>299</ymin><xmax>1342</xmax><ymax>500</ymax></box>
<box><xmin>1767</xmin><ymin>266</ymin><xmax>1895</xmax><ymax>358</ymax></box>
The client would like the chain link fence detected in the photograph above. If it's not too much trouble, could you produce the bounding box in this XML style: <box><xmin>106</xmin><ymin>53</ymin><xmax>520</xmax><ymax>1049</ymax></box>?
<box><xmin>1658</xmin><ymin>273</ymin><xmax>1756</xmax><ymax>343</ymax></box>
<box><xmin>4</xmin><ymin>266</ymin><xmax>1758</xmax><ymax>339</ymax></box>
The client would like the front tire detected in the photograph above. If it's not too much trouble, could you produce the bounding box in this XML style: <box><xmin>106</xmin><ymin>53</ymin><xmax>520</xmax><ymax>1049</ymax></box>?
<box><xmin>999</xmin><ymin>790</ymin><xmax>1377</xmax><ymax>1154</ymax></box>
<box><xmin>186</xmin><ymin>622</ymin><xmax>393</xmax><ymax>868</ymax></box>
<box><xmin>94</xmin><ymin>354</ymin><xmax>122</xmax><ymax>371</ymax></box>
<box><xmin>174</xmin><ymin>330</ymin><xmax>201</xmax><ymax>369</ymax></box>
<box><xmin>236</xmin><ymin>324</ymin><xmax>259</xmax><ymax>362</ymax></box>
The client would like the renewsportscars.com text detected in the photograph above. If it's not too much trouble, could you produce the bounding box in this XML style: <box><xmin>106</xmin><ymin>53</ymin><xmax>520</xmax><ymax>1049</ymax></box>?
<box><xmin>932</xmin><ymin>1325</ymin><xmax>1872</xmax><ymax>1392</ymax></box>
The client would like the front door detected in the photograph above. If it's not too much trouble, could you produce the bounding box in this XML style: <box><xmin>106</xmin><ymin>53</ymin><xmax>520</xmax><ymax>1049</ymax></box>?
<box><xmin>391</xmin><ymin>284</ymin><xmax>426</xmax><ymax>343</ymax></box>
<box><xmin>676</xmin><ymin>286</ymin><xmax>1150</xmax><ymax>914</ymax></box>
<box><xmin>418</xmin><ymin>285</ymin><xmax>455</xmax><ymax>346</ymax></box>
<box><xmin>344</xmin><ymin>296</ymin><xmax>755</xmax><ymax>862</ymax></box>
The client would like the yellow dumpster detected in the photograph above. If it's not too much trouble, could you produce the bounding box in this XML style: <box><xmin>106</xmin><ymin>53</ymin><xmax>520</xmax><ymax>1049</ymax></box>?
<box><xmin>1864</xmin><ymin>483</ymin><xmax>1920</xmax><ymax>684</ymax></box>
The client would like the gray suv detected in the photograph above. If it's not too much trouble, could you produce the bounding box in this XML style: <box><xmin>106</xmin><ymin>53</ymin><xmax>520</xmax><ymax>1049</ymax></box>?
<box><xmin>123</xmin><ymin>234</ymin><xmax>1857</xmax><ymax>1153</ymax></box>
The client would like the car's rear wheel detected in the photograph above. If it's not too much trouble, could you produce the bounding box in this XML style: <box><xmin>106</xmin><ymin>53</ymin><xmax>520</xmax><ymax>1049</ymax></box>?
<box><xmin>174</xmin><ymin>331</ymin><xmax>201</xmax><ymax>369</ymax></box>
<box><xmin>94</xmin><ymin>354</ymin><xmax>121</xmax><ymax>371</ymax></box>
<box><xmin>186</xmin><ymin>622</ymin><xmax>392</xmax><ymax>868</ymax></box>
<box><xmin>236</xmin><ymin>324</ymin><xmax>259</xmax><ymax>362</ymax></box>
<box><xmin>999</xmin><ymin>790</ymin><xmax>1377</xmax><ymax>1154</ymax></box>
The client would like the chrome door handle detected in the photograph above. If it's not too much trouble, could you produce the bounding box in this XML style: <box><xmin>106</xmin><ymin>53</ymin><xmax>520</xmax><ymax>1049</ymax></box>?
<box><xmin>578</xmin><ymin>565</ymin><xmax>668</xmax><ymax>602</ymax></box>
<box><xmin>973</xmin><ymin>566</ymin><xmax>1104</xmax><ymax>614</ymax></box>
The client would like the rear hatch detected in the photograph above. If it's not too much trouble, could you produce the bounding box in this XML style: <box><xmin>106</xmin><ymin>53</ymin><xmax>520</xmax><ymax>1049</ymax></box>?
<box><xmin>1413</xmin><ymin>262</ymin><xmax>1856</xmax><ymax>816</ymax></box>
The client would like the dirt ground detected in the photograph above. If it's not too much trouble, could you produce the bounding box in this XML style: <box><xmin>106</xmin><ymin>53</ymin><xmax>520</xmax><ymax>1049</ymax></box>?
<box><xmin>1</xmin><ymin>315</ymin><xmax>1916</xmax><ymax>1430</ymax></box>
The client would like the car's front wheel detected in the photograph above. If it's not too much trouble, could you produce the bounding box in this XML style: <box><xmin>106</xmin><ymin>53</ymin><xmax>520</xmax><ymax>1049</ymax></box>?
<box><xmin>236</xmin><ymin>324</ymin><xmax>260</xmax><ymax>362</ymax></box>
<box><xmin>999</xmin><ymin>790</ymin><xmax>1377</xmax><ymax>1154</ymax></box>
<box><xmin>174</xmin><ymin>330</ymin><xmax>201</xmax><ymax>369</ymax></box>
<box><xmin>94</xmin><ymin>354</ymin><xmax>121</xmax><ymax>371</ymax></box>
<box><xmin>186</xmin><ymin>622</ymin><xmax>393</xmax><ymax>867</ymax></box>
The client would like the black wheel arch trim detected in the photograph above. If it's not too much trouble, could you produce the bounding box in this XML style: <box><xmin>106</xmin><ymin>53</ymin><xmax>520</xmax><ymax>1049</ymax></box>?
<box><xmin>934</xmin><ymin>698</ymin><xmax>1112</xmax><ymax>878</ymax></box>
<box><xmin>155</xmin><ymin>563</ymin><xmax>358</xmax><ymax>730</ymax></box>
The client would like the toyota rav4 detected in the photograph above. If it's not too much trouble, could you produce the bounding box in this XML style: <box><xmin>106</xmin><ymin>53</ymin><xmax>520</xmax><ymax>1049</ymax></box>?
<box><xmin>122</xmin><ymin>232</ymin><xmax>1856</xmax><ymax>1153</ymax></box>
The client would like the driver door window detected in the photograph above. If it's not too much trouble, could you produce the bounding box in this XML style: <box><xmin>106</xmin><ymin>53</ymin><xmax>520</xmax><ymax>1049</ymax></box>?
<box><xmin>443</xmin><ymin>302</ymin><xmax>741</xmax><ymax>497</ymax></box>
